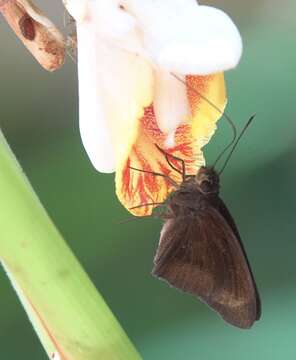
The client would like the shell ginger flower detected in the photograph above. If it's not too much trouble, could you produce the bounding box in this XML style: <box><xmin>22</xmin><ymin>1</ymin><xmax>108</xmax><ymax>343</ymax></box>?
<box><xmin>64</xmin><ymin>0</ymin><xmax>242</xmax><ymax>215</ymax></box>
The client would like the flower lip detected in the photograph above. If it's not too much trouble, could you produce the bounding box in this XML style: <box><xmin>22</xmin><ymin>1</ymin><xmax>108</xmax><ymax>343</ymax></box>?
<box><xmin>116</xmin><ymin>73</ymin><xmax>227</xmax><ymax>216</ymax></box>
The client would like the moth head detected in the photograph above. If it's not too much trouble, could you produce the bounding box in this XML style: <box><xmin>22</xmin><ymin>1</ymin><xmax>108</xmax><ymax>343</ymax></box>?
<box><xmin>195</xmin><ymin>166</ymin><xmax>220</xmax><ymax>195</ymax></box>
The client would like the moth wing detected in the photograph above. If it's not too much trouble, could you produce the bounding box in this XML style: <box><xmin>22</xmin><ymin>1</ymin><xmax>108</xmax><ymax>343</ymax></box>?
<box><xmin>153</xmin><ymin>206</ymin><xmax>260</xmax><ymax>328</ymax></box>
<box><xmin>216</xmin><ymin>197</ymin><xmax>261</xmax><ymax>320</ymax></box>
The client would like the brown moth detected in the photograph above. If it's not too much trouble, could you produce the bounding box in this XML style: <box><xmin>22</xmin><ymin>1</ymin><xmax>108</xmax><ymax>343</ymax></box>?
<box><xmin>151</xmin><ymin>118</ymin><xmax>261</xmax><ymax>329</ymax></box>
<box><xmin>152</xmin><ymin>165</ymin><xmax>260</xmax><ymax>328</ymax></box>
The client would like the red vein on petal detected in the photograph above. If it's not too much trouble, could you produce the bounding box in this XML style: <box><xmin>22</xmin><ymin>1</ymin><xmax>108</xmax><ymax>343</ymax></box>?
<box><xmin>122</xmin><ymin>158</ymin><xmax>132</xmax><ymax>199</ymax></box>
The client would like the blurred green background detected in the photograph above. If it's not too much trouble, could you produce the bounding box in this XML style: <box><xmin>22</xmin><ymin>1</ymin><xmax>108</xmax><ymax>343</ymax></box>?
<box><xmin>1</xmin><ymin>0</ymin><xmax>296</xmax><ymax>358</ymax></box>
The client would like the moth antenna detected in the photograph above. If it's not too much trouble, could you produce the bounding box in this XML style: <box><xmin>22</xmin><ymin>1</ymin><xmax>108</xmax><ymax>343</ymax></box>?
<box><xmin>171</xmin><ymin>73</ymin><xmax>237</xmax><ymax>167</ymax></box>
<box><xmin>128</xmin><ymin>166</ymin><xmax>179</xmax><ymax>187</ymax></box>
<box><xmin>155</xmin><ymin>144</ymin><xmax>186</xmax><ymax>181</ymax></box>
<box><xmin>218</xmin><ymin>114</ymin><xmax>255</xmax><ymax>175</ymax></box>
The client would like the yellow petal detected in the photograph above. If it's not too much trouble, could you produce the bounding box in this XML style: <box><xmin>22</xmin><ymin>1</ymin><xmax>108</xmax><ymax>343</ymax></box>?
<box><xmin>115</xmin><ymin>73</ymin><xmax>226</xmax><ymax>216</ymax></box>
<box><xmin>186</xmin><ymin>73</ymin><xmax>226</xmax><ymax>150</ymax></box>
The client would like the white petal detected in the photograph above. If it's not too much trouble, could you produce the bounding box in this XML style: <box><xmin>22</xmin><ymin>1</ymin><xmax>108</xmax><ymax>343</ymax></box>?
<box><xmin>77</xmin><ymin>23</ymin><xmax>116</xmax><ymax>173</ymax></box>
<box><xmin>92</xmin><ymin>0</ymin><xmax>137</xmax><ymax>40</ymax></box>
<box><xmin>153</xmin><ymin>70</ymin><xmax>189</xmax><ymax>144</ymax></box>
<box><xmin>94</xmin><ymin>41</ymin><xmax>153</xmax><ymax>167</ymax></box>
<box><xmin>76</xmin><ymin>3</ymin><xmax>153</xmax><ymax>173</ymax></box>
<box><xmin>66</xmin><ymin>0</ymin><xmax>137</xmax><ymax>37</ymax></box>
<box><xmin>126</xmin><ymin>1</ymin><xmax>242</xmax><ymax>75</ymax></box>
<box><xmin>157</xmin><ymin>6</ymin><xmax>242</xmax><ymax>74</ymax></box>
<box><xmin>125</xmin><ymin>0</ymin><xmax>199</xmax><ymax>55</ymax></box>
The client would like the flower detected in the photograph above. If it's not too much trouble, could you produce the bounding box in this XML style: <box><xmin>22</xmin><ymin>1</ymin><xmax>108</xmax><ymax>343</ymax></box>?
<box><xmin>64</xmin><ymin>0</ymin><xmax>242</xmax><ymax>215</ymax></box>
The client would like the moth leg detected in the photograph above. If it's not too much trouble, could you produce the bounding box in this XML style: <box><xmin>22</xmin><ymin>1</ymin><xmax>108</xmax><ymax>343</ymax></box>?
<box><xmin>129</xmin><ymin>202</ymin><xmax>164</xmax><ymax>210</ymax></box>
<box><xmin>117</xmin><ymin>216</ymin><xmax>153</xmax><ymax>224</ymax></box>
<box><xmin>129</xmin><ymin>166</ymin><xmax>178</xmax><ymax>187</ymax></box>
<box><xmin>155</xmin><ymin>144</ymin><xmax>186</xmax><ymax>181</ymax></box>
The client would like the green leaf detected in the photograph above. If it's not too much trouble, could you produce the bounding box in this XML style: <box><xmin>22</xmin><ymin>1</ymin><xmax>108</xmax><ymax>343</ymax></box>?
<box><xmin>0</xmin><ymin>131</ymin><xmax>141</xmax><ymax>360</ymax></box>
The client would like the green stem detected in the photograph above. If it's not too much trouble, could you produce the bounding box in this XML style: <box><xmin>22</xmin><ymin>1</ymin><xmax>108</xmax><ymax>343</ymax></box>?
<box><xmin>0</xmin><ymin>130</ymin><xmax>142</xmax><ymax>360</ymax></box>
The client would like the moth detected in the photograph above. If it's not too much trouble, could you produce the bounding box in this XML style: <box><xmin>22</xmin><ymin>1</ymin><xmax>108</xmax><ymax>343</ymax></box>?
<box><xmin>151</xmin><ymin>118</ymin><xmax>261</xmax><ymax>329</ymax></box>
